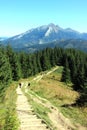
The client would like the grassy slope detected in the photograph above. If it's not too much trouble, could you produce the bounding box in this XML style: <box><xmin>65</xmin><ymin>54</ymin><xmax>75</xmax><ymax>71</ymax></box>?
<box><xmin>0</xmin><ymin>82</ymin><xmax>19</xmax><ymax>130</ymax></box>
<box><xmin>29</xmin><ymin>66</ymin><xmax>87</xmax><ymax>128</ymax></box>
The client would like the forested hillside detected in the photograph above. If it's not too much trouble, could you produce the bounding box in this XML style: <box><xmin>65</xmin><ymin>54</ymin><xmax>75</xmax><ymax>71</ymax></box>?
<box><xmin>0</xmin><ymin>45</ymin><xmax>87</xmax><ymax>107</ymax></box>
<box><xmin>0</xmin><ymin>45</ymin><xmax>87</xmax><ymax>129</ymax></box>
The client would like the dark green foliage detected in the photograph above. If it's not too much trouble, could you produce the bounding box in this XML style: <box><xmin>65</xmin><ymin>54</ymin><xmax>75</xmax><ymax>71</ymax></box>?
<box><xmin>61</xmin><ymin>49</ymin><xmax>87</xmax><ymax>106</ymax></box>
<box><xmin>61</xmin><ymin>59</ymin><xmax>71</xmax><ymax>83</ymax></box>
<box><xmin>50</xmin><ymin>49</ymin><xmax>56</xmax><ymax>66</ymax></box>
<box><xmin>76</xmin><ymin>93</ymin><xmax>87</xmax><ymax>107</ymax></box>
<box><xmin>26</xmin><ymin>54</ymin><xmax>33</xmax><ymax>76</ymax></box>
<box><xmin>31</xmin><ymin>54</ymin><xmax>38</xmax><ymax>75</ymax></box>
<box><xmin>40</xmin><ymin>49</ymin><xmax>51</xmax><ymax>71</ymax></box>
<box><xmin>6</xmin><ymin>45</ymin><xmax>21</xmax><ymax>81</ymax></box>
<box><xmin>36</xmin><ymin>52</ymin><xmax>42</xmax><ymax>72</ymax></box>
<box><xmin>11</xmin><ymin>52</ymin><xmax>21</xmax><ymax>81</ymax></box>
<box><xmin>0</xmin><ymin>51</ymin><xmax>12</xmax><ymax>97</ymax></box>
<box><xmin>19</xmin><ymin>52</ymin><xmax>28</xmax><ymax>78</ymax></box>
<box><xmin>0</xmin><ymin>44</ymin><xmax>87</xmax><ymax>106</ymax></box>
<box><xmin>76</xmin><ymin>77</ymin><xmax>87</xmax><ymax>106</ymax></box>
<box><xmin>74</xmin><ymin>64</ymin><xmax>85</xmax><ymax>90</ymax></box>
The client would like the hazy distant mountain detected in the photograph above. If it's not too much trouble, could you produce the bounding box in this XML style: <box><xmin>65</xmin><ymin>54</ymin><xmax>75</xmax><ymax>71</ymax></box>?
<box><xmin>0</xmin><ymin>37</ymin><xmax>8</xmax><ymax>41</ymax></box>
<box><xmin>12</xmin><ymin>39</ymin><xmax>87</xmax><ymax>53</ymax></box>
<box><xmin>2</xmin><ymin>23</ymin><xmax>87</xmax><ymax>52</ymax></box>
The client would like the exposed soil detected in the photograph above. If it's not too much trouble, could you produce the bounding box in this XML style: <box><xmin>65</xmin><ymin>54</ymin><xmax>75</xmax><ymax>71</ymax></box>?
<box><xmin>28</xmin><ymin>90</ymin><xmax>75</xmax><ymax>130</ymax></box>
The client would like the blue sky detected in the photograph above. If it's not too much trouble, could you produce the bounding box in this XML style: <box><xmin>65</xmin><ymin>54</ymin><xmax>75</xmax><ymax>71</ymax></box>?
<box><xmin>0</xmin><ymin>0</ymin><xmax>87</xmax><ymax>36</ymax></box>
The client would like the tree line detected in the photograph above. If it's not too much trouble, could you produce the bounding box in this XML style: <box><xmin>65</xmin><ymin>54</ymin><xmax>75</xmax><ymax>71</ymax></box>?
<box><xmin>0</xmin><ymin>45</ymin><xmax>87</xmax><ymax>106</ymax></box>
<box><xmin>61</xmin><ymin>49</ymin><xmax>87</xmax><ymax>106</ymax></box>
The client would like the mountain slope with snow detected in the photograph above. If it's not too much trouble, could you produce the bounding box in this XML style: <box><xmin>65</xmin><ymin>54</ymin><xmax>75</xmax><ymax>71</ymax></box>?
<box><xmin>2</xmin><ymin>23</ymin><xmax>87</xmax><ymax>51</ymax></box>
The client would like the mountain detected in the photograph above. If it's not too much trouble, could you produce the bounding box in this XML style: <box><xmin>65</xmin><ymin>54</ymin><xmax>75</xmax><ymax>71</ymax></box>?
<box><xmin>13</xmin><ymin>39</ymin><xmax>87</xmax><ymax>53</ymax></box>
<box><xmin>2</xmin><ymin>23</ymin><xmax>87</xmax><ymax>52</ymax></box>
<box><xmin>0</xmin><ymin>37</ymin><xmax>8</xmax><ymax>41</ymax></box>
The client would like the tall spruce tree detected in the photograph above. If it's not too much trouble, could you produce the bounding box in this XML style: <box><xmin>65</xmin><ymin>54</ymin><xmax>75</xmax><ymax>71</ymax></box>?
<box><xmin>11</xmin><ymin>52</ymin><xmax>21</xmax><ymax>80</ymax></box>
<box><xmin>61</xmin><ymin>58</ymin><xmax>71</xmax><ymax>83</ymax></box>
<box><xmin>74</xmin><ymin>64</ymin><xmax>85</xmax><ymax>91</ymax></box>
<box><xmin>41</xmin><ymin>50</ymin><xmax>51</xmax><ymax>71</ymax></box>
<box><xmin>76</xmin><ymin>78</ymin><xmax>87</xmax><ymax>106</ymax></box>
<box><xmin>36</xmin><ymin>52</ymin><xmax>42</xmax><ymax>72</ymax></box>
<box><xmin>26</xmin><ymin>54</ymin><xmax>33</xmax><ymax>76</ymax></box>
<box><xmin>6</xmin><ymin>45</ymin><xmax>21</xmax><ymax>81</ymax></box>
<box><xmin>50</xmin><ymin>49</ymin><xmax>56</xmax><ymax>67</ymax></box>
<box><xmin>32</xmin><ymin>54</ymin><xmax>38</xmax><ymax>75</ymax></box>
<box><xmin>19</xmin><ymin>52</ymin><xmax>28</xmax><ymax>78</ymax></box>
<box><xmin>0</xmin><ymin>51</ymin><xmax>12</xmax><ymax>97</ymax></box>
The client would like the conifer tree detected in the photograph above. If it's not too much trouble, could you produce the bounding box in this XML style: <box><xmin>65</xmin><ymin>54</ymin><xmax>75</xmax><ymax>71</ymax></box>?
<box><xmin>76</xmin><ymin>78</ymin><xmax>87</xmax><ymax>106</ymax></box>
<box><xmin>19</xmin><ymin>52</ymin><xmax>28</xmax><ymax>78</ymax></box>
<box><xmin>0</xmin><ymin>51</ymin><xmax>12</xmax><ymax>97</ymax></box>
<box><xmin>61</xmin><ymin>59</ymin><xmax>71</xmax><ymax>83</ymax></box>
<box><xmin>36</xmin><ymin>52</ymin><xmax>42</xmax><ymax>72</ymax></box>
<box><xmin>11</xmin><ymin>52</ymin><xmax>21</xmax><ymax>80</ymax></box>
<box><xmin>74</xmin><ymin>64</ymin><xmax>85</xmax><ymax>90</ymax></box>
<box><xmin>50</xmin><ymin>49</ymin><xmax>56</xmax><ymax>67</ymax></box>
<box><xmin>26</xmin><ymin>54</ymin><xmax>33</xmax><ymax>76</ymax></box>
<box><xmin>54</xmin><ymin>47</ymin><xmax>58</xmax><ymax>65</ymax></box>
<box><xmin>6</xmin><ymin>45</ymin><xmax>21</xmax><ymax>80</ymax></box>
<box><xmin>32</xmin><ymin>54</ymin><xmax>38</xmax><ymax>75</ymax></box>
<box><xmin>41</xmin><ymin>50</ymin><xmax>51</xmax><ymax>71</ymax></box>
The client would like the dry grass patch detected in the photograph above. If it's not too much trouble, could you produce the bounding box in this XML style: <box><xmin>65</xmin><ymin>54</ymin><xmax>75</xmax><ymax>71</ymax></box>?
<box><xmin>32</xmin><ymin>77</ymin><xmax>79</xmax><ymax>106</ymax></box>
<box><xmin>29</xmin><ymin>67</ymin><xmax>87</xmax><ymax>128</ymax></box>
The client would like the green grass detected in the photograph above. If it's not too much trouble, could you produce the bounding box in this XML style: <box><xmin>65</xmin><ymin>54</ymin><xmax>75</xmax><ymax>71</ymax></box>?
<box><xmin>25</xmin><ymin>92</ymin><xmax>56</xmax><ymax>130</ymax></box>
<box><xmin>60</xmin><ymin>106</ymin><xmax>87</xmax><ymax>127</ymax></box>
<box><xmin>28</xmin><ymin>66</ymin><xmax>87</xmax><ymax>128</ymax></box>
<box><xmin>0</xmin><ymin>82</ymin><xmax>19</xmax><ymax>130</ymax></box>
<box><xmin>53</xmin><ymin>66</ymin><xmax>63</xmax><ymax>74</ymax></box>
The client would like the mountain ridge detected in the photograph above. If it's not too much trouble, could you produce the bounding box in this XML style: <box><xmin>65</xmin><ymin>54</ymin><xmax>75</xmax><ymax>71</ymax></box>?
<box><xmin>1</xmin><ymin>23</ymin><xmax>87</xmax><ymax>52</ymax></box>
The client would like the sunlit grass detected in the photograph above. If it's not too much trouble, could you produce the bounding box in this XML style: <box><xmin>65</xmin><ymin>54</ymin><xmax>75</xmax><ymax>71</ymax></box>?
<box><xmin>0</xmin><ymin>82</ymin><xmax>19</xmax><ymax>129</ymax></box>
<box><xmin>25</xmin><ymin>92</ymin><xmax>56</xmax><ymax>130</ymax></box>
<box><xmin>29</xmin><ymin>66</ymin><xmax>87</xmax><ymax>127</ymax></box>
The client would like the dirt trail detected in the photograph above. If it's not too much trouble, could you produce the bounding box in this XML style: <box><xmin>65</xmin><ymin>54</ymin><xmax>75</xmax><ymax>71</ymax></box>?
<box><xmin>28</xmin><ymin>91</ymin><xmax>75</xmax><ymax>130</ymax></box>
<box><xmin>33</xmin><ymin>66</ymin><xmax>58</xmax><ymax>82</ymax></box>
<box><xmin>29</xmin><ymin>67</ymin><xmax>87</xmax><ymax>130</ymax></box>
<box><xmin>16</xmin><ymin>86</ymin><xmax>49</xmax><ymax>130</ymax></box>
<box><xmin>16</xmin><ymin>67</ymin><xmax>85</xmax><ymax>130</ymax></box>
<box><xmin>22</xmin><ymin>67</ymin><xmax>75</xmax><ymax>130</ymax></box>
